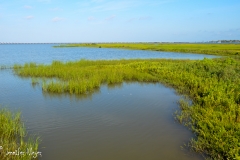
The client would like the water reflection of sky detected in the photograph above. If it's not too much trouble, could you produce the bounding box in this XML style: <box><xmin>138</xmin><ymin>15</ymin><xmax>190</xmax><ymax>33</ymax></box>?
<box><xmin>0</xmin><ymin>44</ymin><xmax>206</xmax><ymax>160</ymax></box>
<box><xmin>0</xmin><ymin>44</ymin><xmax>219</xmax><ymax>66</ymax></box>
<box><xmin>0</xmin><ymin>70</ymin><xmax>203</xmax><ymax>159</ymax></box>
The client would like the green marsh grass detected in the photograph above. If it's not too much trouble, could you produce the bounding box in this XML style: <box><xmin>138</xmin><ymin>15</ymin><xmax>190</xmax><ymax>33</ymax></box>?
<box><xmin>0</xmin><ymin>107</ymin><xmax>40</xmax><ymax>160</ymax></box>
<box><xmin>13</xmin><ymin>56</ymin><xmax>240</xmax><ymax>159</ymax></box>
<box><xmin>55</xmin><ymin>43</ymin><xmax>240</xmax><ymax>56</ymax></box>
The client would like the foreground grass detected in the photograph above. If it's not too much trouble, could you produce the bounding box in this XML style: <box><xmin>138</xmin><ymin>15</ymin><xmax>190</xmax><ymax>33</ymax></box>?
<box><xmin>55</xmin><ymin>43</ymin><xmax>240</xmax><ymax>56</ymax></box>
<box><xmin>0</xmin><ymin>108</ymin><xmax>40</xmax><ymax>160</ymax></box>
<box><xmin>13</xmin><ymin>56</ymin><xmax>240</xmax><ymax>159</ymax></box>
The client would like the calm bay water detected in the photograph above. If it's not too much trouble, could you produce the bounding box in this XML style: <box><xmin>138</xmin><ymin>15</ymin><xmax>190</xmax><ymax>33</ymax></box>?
<box><xmin>0</xmin><ymin>44</ymin><xmax>218</xmax><ymax>66</ymax></box>
<box><xmin>0</xmin><ymin>44</ymin><xmax>208</xmax><ymax>159</ymax></box>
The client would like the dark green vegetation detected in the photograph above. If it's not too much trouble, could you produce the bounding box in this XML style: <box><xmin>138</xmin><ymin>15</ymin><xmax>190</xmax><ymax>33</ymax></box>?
<box><xmin>55</xmin><ymin>43</ymin><xmax>240</xmax><ymax>56</ymax></box>
<box><xmin>13</xmin><ymin>55</ymin><xmax>240</xmax><ymax>159</ymax></box>
<box><xmin>0</xmin><ymin>108</ymin><xmax>40</xmax><ymax>160</ymax></box>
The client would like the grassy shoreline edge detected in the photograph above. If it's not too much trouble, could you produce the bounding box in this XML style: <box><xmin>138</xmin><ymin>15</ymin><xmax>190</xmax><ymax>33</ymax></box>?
<box><xmin>54</xmin><ymin>43</ymin><xmax>240</xmax><ymax>56</ymax></box>
<box><xmin>13</xmin><ymin>54</ymin><xmax>240</xmax><ymax>159</ymax></box>
<box><xmin>3</xmin><ymin>43</ymin><xmax>239</xmax><ymax>159</ymax></box>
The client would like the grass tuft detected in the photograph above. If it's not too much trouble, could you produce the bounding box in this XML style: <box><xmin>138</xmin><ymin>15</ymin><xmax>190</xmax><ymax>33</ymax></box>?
<box><xmin>0</xmin><ymin>107</ymin><xmax>40</xmax><ymax>160</ymax></box>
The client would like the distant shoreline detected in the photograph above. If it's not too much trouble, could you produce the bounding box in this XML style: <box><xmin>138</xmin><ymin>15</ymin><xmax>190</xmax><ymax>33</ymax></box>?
<box><xmin>54</xmin><ymin>43</ymin><xmax>240</xmax><ymax>56</ymax></box>
<box><xmin>1</xmin><ymin>40</ymin><xmax>240</xmax><ymax>45</ymax></box>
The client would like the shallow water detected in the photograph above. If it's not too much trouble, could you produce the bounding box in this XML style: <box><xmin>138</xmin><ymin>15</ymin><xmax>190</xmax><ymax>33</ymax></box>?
<box><xmin>0</xmin><ymin>45</ymin><xmax>207</xmax><ymax>159</ymax></box>
<box><xmin>0</xmin><ymin>70</ymin><xmax>203</xmax><ymax>160</ymax></box>
<box><xmin>0</xmin><ymin>44</ymin><xmax>218</xmax><ymax>66</ymax></box>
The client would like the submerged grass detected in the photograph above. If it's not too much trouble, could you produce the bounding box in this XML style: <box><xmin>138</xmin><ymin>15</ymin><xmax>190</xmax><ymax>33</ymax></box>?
<box><xmin>0</xmin><ymin>65</ymin><xmax>11</xmax><ymax>70</ymax></box>
<box><xmin>55</xmin><ymin>43</ymin><xmax>240</xmax><ymax>56</ymax></box>
<box><xmin>13</xmin><ymin>56</ymin><xmax>240</xmax><ymax>159</ymax></box>
<box><xmin>0</xmin><ymin>107</ymin><xmax>40</xmax><ymax>160</ymax></box>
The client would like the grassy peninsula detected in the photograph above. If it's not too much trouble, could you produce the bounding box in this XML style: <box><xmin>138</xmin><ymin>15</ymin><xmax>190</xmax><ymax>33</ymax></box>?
<box><xmin>13</xmin><ymin>44</ymin><xmax>240</xmax><ymax>159</ymax></box>
<box><xmin>55</xmin><ymin>43</ymin><xmax>240</xmax><ymax>56</ymax></box>
<box><xmin>13</xmin><ymin>56</ymin><xmax>240</xmax><ymax>159</ymax></box>
<box><xmin>0</xmin><ymin>108</ymin><xmax>40</xmax><ymax>160</ymax></box>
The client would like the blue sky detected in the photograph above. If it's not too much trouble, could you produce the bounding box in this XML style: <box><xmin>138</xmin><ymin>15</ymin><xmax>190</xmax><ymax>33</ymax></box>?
<box><xmin>0</xmin><ymin>0</ymin><xmax>240</xmax><ymax>42</ymax></box>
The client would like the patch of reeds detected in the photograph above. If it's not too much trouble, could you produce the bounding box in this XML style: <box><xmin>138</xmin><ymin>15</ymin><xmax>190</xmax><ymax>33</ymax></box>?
<box><xmin>14</xmin><ymin>59</ymin><xmax>159</xmax><ymax>94</ymax></box>
<box><xmin>13</xmin><ymin>56</ymin><xmax>240</xmax><ymax>159</ymax></box>
<box><xmin>0</xmin><ymin>107</ymin><xmax>40</xmax><ymax>160</ymax></box>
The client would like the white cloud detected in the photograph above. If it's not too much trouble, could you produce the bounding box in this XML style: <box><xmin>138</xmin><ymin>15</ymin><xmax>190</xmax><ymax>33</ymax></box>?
<box><xmin>91</xmin><ymin>0</ymin><xmax>105</xmax><ymax>3</ymax></box>
<box><xmin>88</xmin><ymin>16</ymin><xmax>96</xmax><ymax>21</ymax></box>
<box><xmin>105</xmin><ymin>15</ymin><xmax>116</xmax><ymax>21</ymax></box>
<box><xmin>37</xmin><ymin>0</ymin><xmax>51</xmax><ymax>3</ymax></box>
<box><xmin>127</xmin><ymin>18</ymin><xmax>136</xmax><ymax>23</ymax></box>
<box><xmin>77</xmin><ymin>0</ymin><xmax>138</xmax><ymax>13</ymax></box>
<box><xmin>49</xmin><ymin>7</ymin><xmax>62</xmax><ymax>11</ymax></box>
<box><xmin>147</xmin><ymin>0</ymin><xmax>176</xmax><ymax>6</ymax></box>
<box><xmin>25</xmin><ymin>15</ymin><xmax>34</xmax><ymax>19</ymax></box>
<box><xmin>127</xmin><ymin>16</ymin><xmax>151</xmax><ymax>23</ymax></box>
<box><xmin>52</xmin><ymin>17</ymin><xmax>64</xmax><ymax>22</ymax></box>
<box><xmin>139</xmin><ymin>16</ymin><xmax>151</xmax><ymax>20</ymax></box>
<box><xmin>24</xmin><ymin>5</ymin><xmax>33</xmax><ymax>9</ymax></box>
<box><xmin>76</xmin><ymin>0</ymin><xmax>174</xmax><ymax>14</ymax></box>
